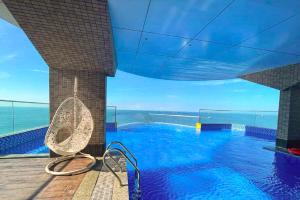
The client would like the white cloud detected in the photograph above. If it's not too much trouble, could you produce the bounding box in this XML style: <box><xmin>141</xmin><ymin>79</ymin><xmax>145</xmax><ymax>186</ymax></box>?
<box><xmin>192</xmin><ymin>79</ymin><xmax>243</xmax><ymax>86</ymax></box>
<box><xmin>0</xmin><ymin>71</ymin><xmax>10</xmax><ymax>79</ymax></box>
<box><xmin>31</xmin><ymin>69</ymin><xmax>48</xmax><ymax>73</ymax></box>
<box><xmin>0</xmin><ymin>53</ymin><xmax>17</xmax><ymax>63</ymax></box>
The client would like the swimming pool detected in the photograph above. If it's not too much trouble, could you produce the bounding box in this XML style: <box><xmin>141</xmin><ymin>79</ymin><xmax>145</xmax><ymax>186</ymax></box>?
<box><xmin>106</xmin><ymin>123</ymin><xmax>300</xmax><ymax>200</ymax></box>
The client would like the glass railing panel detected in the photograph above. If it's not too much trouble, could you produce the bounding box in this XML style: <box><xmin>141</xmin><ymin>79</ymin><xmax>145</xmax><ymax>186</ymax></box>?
<box><xmin>148</xmin><ymin>111</ymin><xmax>198</xmax><ymax>126</ymax></box>
<box><xmin>13</xmin><ymin>102</ymin><xmax>49</xmax><ymax>133</ymax></box>
<box><xmin>0</xmin><ymin>100</ymin><xmax>119</xmax><ymax>156</ymax></box>
<box><xmin>1</xmin><ymin>100</ymin><xmax>278</xmax><ymax>135</ymax></box>
<box><xmin>106</xmin><ymin>106</ymin><xmax>117</xmax><ymax>123</ymax></box>
<box><xmin>199</xmin><ymin>110</ymin><xmax>257</xmax><ymax>126</ymax></box>
<box><xmin>199</xmin><ymin>110</ymin><xmax>278</xmax><ymax>129</ymax></box>
<box><xmin>114</xmin><ymin>110</ymin><xmax>278</xmax><ymax>129</ymax></box>
<box><xmin>0</xmin><ymin>101</ymin><xmax>14</xmax><ymax>135</ymax></box>
<box><xmin>252</xmin><ymin>111</ymin><xmax>278</xmax><ymax>129</ymax></box>
<box><xmin>115</xmin><ymin>110</ymin><xmax>152</xmax><ymax>125</ymax></box>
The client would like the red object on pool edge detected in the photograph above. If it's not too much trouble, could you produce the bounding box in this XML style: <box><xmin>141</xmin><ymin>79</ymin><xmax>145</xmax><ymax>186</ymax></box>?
<box><xmin>288</xmin><ymin>148</ymin><xmax>300</xmax><ymax>156</ymax></box>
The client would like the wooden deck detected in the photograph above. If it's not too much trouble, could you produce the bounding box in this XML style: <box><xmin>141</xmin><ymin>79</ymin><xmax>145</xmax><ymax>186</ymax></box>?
<box><xmin>0</xmin><ymin>156</ymin><xmax>128</xmax><ymax>200</ymax></box>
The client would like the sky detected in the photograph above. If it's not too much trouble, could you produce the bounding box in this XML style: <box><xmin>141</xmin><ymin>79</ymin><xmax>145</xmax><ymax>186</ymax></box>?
<box><xmin>0</xmin><ymin>19</ymin><xmax>279</xmax><ymax>112</ymax></box>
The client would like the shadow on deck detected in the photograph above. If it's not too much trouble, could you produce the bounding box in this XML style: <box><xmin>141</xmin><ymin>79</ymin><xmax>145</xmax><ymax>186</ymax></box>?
<box><xmin>0</xmin><ymin>156</ymin><xmax>128</xmax><ymax>200</ymax></box>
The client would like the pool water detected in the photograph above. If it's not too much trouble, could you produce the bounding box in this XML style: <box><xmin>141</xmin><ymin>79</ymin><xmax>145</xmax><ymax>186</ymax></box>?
<box><xmin>106</xmin><ymin>123</ymin><xmax>300</xmax><ymax>200</ymax></box>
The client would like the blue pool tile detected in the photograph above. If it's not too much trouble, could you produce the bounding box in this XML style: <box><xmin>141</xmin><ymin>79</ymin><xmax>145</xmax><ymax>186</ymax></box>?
<box><xmin>201</xmin><ymin>123</ymin><xmax>232</xmax><ymax>131</ymax></box>
<box><xmin>0</xmin><ymin>123</ymin><xmax>119</xmax><ymax>155</ymax></box>
<box><xmin>106</xmin><ymin>122</ymin><xmax>118</xmax><ymax>132</ymax></box>
<box><xmin>245</xmin><ymin>125</ymin><xmax>276</xmax><ymax>141</ymax></box>
<box><xmin>0</xmin><ymin>127</ymin><xmax>48</xmax><ymax>155</ymax></box>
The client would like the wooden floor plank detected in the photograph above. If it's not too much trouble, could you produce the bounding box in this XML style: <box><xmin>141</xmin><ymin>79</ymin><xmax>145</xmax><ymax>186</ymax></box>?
<box><xmin>0</xmin><ymin>156</ymin><xmax>129</xmax><ymax>200</ymax></box>
<box><xmin>0</xmin><ymin>158</ymin><xmax>52</xmax><ymax>200</ymax></box>
<box><xmin>34</xmin><ymin>158</ymin><xmax>92</xmax><ymax>200</ymax></box>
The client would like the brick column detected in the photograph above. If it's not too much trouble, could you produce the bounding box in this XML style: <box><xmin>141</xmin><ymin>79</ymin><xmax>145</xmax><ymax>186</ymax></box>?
<box><xmin>276</xmin><ymin>87</ymin><xmax>300</xmax><ymax>149</ymax></box>
<box><xmin>50</xmin><ymin>68</ymin><xmax>107</xmax><ymax>157</ymax></box>
<box><xmin>242</xmin><ymin>63</ymin><xmax>300</xmax><ymax>150</ymax></box>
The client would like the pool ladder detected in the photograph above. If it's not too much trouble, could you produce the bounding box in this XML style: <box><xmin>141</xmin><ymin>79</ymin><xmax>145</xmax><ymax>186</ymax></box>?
<box><xmin>103</xmin><ymin>141</ymin><xmax>140</xmax><ymax>194</ymax></box>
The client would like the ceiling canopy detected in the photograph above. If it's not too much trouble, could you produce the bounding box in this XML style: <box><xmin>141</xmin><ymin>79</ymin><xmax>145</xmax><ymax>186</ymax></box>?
<box><xmin>109</xmin><ymin>0</ymin><xmax>300</xmax><ymax>80</ymax></box>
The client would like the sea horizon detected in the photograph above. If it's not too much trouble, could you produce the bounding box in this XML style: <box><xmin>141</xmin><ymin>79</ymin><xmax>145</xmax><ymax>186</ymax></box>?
<box><xmin>0</xmin><ymin>106</ymin><xmax>278</xmax><ymax>136</ymax></box>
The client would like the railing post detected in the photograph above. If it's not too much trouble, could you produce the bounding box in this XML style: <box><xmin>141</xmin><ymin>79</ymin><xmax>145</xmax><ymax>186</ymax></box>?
<box><xmin>114</xmin><ymin>106</ymin><xmax>117</xmax><ymax>124</ymax></box>
<box><xmin>11</xmin><ymin>101</ymin><xmax>14</xmax><ymax>134</ymax></box>
<box><xmin>254</xmin><ymin>112</ymin><xmax>257</xmax><ymax>127</ymax></box>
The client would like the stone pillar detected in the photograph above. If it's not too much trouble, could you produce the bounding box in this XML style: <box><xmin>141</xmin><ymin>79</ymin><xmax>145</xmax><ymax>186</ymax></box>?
<box><xmin>50</xmin><ymin>68</ymin><xmax>107</xmax><ymax>157</ymax></box>
<box><xmin>241</xmin><ymin>63</ymin><xmax>300</xmax><ymax>150</ymax></box>
<box><xmin>276</xmin><ymin>86</ymin><xmax>300</xmax><ymax>149</ymax></box>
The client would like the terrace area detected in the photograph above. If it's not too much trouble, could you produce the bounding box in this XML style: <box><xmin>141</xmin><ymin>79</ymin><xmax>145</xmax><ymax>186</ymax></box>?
<box><xmin>1</xmin><ymin>0</ymin><xmax>300</xmax><ymax>199</ymax></box>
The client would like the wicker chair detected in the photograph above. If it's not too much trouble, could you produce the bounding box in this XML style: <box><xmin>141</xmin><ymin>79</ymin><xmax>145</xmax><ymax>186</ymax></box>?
<box><xmin>44</xmin><ymin>77</ymin><xmax>96</xmax><ymax>175</ymax></box>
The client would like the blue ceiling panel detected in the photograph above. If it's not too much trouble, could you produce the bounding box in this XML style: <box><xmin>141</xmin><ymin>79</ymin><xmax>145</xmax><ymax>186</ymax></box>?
<box><xmin>112</xmin><ymin>28</ymin><xmax>140</xmax><ymax>53</ymax></box>
<box><xmin>108</xmin><ymin>0</ymin><xmax>150</xmax><ymax>30</ymax></box>
<box><xmin>241</xmin><ymin>15</ymin><xmax>300</xmax><ymax>55</ymax></box>
<box><xmin>109</xmin><ymin>0</ymin><xmax>300</xmax><ymax>81</ymax></box>
<box><xmin>280</xmin><ymin>41</ymin><xmax>300</xmax><ymax>55</ymax></box>
<box><xmin>179</xmin><ymin>40</ymin><xmax>230</xmax><ymax>60</ymax></box>
<box><xmin>144</xmin><ymin>0</ymin><xmax>232</xmax><ymax>38</ymax></box>
<box><xmin>247</xmin><ymin>53</ymin><xmax>300</xmax><ymax>74</ymax></box>
<box><xmin>153</xmin><ymin>59</ymin><xmax>211</xmax><ymax>80</ymax></box>
<box><xmin>196</xmin><ymin>0</ymin><xmax>298</xmax><ymax>45</ymax></box>
<box><xmin>115</xmin><ymin>52</ymin><xmax>136</xmax><ymax>74</ymax></box>
<box><xmin>130</xmin><ymin>54</ymin><xmax>168</xmax><ymax>78</ymax></box>
<box><xmin>160</xmin><ymin>58</ymin><xmax>244</xmax><ymax>80</ymax></box>
<box><xmin>213</xmin><ymin>46</ymin><xmax>268</xmax><ymax>67</ymax></box>
<box><xmin>139</xmin><ymin>33</ymin><xmax>188</xmax><ymax>56</ymax></box>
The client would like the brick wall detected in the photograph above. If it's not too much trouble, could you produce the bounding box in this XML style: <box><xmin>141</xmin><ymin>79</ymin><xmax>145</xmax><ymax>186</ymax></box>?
<box><xmin>277</xmin><ymin>89</ymin><xmax>291</xmax><ymax>143</ymax></box>
<box><xmin>3</xmin><ymin>0</ymin><xmax>116</xmax><ymax>75</ymax></box>
<box><xmin>289</xmin><ymin>87</ymin><xmax>300</xmax><ymax>141</ymax></box>
<box><xmin>242</xmin><ymin>63</ymin><xmax>300</xmax><ymax>149</ymax></box>
<box><xmin>241</xmin><ymin>63</ymin><xmax>300</xmax><ymax>90</ymax></box>
<box><xmin>277</xmin><ymin>86</ymin><xmax>300</xmax><ymax>148</ymax></box>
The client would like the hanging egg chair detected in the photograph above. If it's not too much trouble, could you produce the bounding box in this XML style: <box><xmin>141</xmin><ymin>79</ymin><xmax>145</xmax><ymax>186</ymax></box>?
<box><xmin>44</xmin><ymin>76</ymin><xmax>96</xmax><ymax>175</ymax></box>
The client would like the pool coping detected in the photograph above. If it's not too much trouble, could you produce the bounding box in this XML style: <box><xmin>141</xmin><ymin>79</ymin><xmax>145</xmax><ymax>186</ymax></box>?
<box><xmin>264</xmin><ymin>146</ymin><xmax>300</xmax><ymax>159</ymax></box>
<box><xmin>0</xmin><ymin>153</ymin><xmax>49</xmax><ymax>159</ymax></box>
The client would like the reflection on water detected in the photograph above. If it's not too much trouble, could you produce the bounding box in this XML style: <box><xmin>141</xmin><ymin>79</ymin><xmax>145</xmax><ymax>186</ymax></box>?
<box><xmin>107</xmin><ymin>123</ymin><xmax>300</xmax><ymax>200</ymax></box>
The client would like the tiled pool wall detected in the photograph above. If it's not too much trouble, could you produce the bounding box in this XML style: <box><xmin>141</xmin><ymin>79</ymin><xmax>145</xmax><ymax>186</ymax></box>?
<box><xmin>201</xmin><ymin>123</ymin><xmax>232</xmax><ymax>131</ymax></box>
<box><xmin>106</xmin><ymin>122</ymin><xmax>118</xmax><ymax>132</ymax></box>
<box><xmin>244</xmin><ymin>125</ymin><xmax>276</xmax><ymax>141</ymax></box>
<box><xmin>0</xmin><ymin>127</ymin><xmax>48</xmax><ymax>155</ymax></box>
<box><xmin>203</xmin><ymin>124</ymin><xmax>276</xmax><ymax>141</ymax></box>
<box><xmin>0</xmin><ymin>123</ymin><xmax>276</xmax><ymax>155</ymax></box>
<box><xmin>0</xmin><ymin>122</ymin><xmax>118</xmax><ymax>155</ymax></box>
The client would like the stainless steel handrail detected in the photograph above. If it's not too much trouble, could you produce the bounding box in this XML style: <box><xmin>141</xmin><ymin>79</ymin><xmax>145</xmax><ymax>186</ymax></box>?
<box><xmin>103</xmin><ymin>148</ymin><xmax>140</xmax><ymax>190</ymax></box>
<box><xmin>106</xmin><ymin>141</ymin><xmax>137</xmax><ymax>166</ymax></box>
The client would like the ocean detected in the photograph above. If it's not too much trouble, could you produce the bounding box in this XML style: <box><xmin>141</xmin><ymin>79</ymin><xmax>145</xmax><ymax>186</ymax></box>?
<box><xmin>0</xmin><ymin>106</ymin><xmax>49</xmax><ymax>135</ymax></box>
<box><xmin>0</xmin><ymin>106</ymin><xmax>278</xmax><ymax>136</ymax></box>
